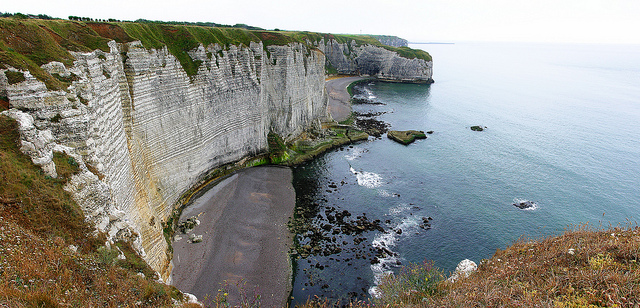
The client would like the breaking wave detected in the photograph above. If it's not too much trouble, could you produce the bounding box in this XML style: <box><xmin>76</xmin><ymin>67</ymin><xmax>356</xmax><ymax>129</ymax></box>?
<box><xmin>345</xmin><ymin>147</ymin><xmax>368</xmax><ymax>161</ymax></box>
<box><xmin>377</xmin><ymin>189</ymin><xmax>400</xmax><ymax>198</ymax></box>
<box><xmin>353</xmin><ymin>87</ymin><xmax>377</xmax><ymax>101</ymax></box>
<box><xmin>369</xmin><ymin>204</ymin><xmax>421</xmax><ymax>297</ymax></box>
<box><xmin>350</xmin><ymin>167</ymin><xmax>382</xmax><ymax>188</ymax></box>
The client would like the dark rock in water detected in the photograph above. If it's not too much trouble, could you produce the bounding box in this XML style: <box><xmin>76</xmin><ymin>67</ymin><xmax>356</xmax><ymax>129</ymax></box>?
<box><xmin>355</xmin><ymin>117</ymin><xmax>390</xmax><ymax>137</ymax></box>
<box><xmin>513</xmin><ymin>200</ymin><xmax>536</xmax><ymax>209</ymax></box>
<box><xmin>470</xmin><ymin>125</ymin><xmax>486</xmax><ymax>131</ymax></box>
<box><xmin>427</xmin><ymin>130</ymin><xmax>434</xmax><ymax>134</ymax></box>
<box><xmin>387</xmin><ymin>130</ymin><xmax>428</xmax><ymax>145</ymax></box>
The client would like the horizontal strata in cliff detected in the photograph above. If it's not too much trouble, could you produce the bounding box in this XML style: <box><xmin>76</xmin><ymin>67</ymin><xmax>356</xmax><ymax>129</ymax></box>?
<box><xmin>0</xmin><ymin>19</ymin><xmax>432</xmax><ymax>282</ymax></box>
<box><xmin>320</xmin><ymin>39</ymin><xmax>432</xmax><ymax>83</ymax></box>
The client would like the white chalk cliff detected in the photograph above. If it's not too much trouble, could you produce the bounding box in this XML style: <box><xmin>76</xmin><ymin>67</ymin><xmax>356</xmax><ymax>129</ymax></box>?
<box><xmin>319</xmin><ymin>39</ymin><xmax>433</xmax><ymax>83</ymax></box>
<box><xmin>1</xmin><ymin>38</ymin><xmax>432</xmax><ymax>281</ymax></box>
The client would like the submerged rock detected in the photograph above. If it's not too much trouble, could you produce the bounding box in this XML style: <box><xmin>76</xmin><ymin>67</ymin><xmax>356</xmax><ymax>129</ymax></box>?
<box><xmin>354</xmin><ymin>117</ymin><xmax>390</xmax><ymax>137</ymax></box>
<box><xmin>387</xmin><ymin>130</ymin><xmax>427</xmax><ymax>145</ymax></box>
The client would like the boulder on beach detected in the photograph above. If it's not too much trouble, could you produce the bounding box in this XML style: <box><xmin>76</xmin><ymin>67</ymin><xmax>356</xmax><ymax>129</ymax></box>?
<box><xmin>189</xmin><ymin>233</ymin><xmax>203</xmax><ymax>243</ymax></box>
<box><xmin>387</xmin><ymin>130</ymin><xmax>427</xmax><ymax>145</ymax></box>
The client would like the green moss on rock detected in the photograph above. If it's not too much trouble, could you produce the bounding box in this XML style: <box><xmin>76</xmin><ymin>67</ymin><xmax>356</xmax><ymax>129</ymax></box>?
<box><xmin>388</xmin><ymin>130</ymin><xmax>427</xmax><ymax>145</ymax></box>
<box><xmin>4</xmin><ymin>70</ymin><xmax>25</xmax><ymax>84</ymax></box>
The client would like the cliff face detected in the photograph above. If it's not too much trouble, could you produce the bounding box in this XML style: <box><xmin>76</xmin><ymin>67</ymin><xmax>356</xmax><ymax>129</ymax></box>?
<box><xmin>1</xmin><ymin>39</ymin><xmax>326</xmax><ymax>280</ymax></box>
<box><xmin>320</xmin><ymin>39</ymin><xmax>433</xmax><ymax>83</ymax></box>
<box><xmin>0</xmin><ymin>20</ymin><xmax>432</xmax><ymax>282</ymax></box>
<box><xmin>370</xmin><ymin>35</ymin><xmax>409</xmax><ymax>47</ymax></box>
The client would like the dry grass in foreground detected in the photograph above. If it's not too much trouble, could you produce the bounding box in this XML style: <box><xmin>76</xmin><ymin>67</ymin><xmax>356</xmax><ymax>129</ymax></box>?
<box><xmin>430</xmin><ymin>224</ymin><xmax>640</xmax><ymax>308</ymax></box>
<box><xmin>296</xmin><ymin>224</ymin><xmax>640</xmax><ymax>308</ymax></box>
<box><xmin>0</xmin><ymin>115</ymin><xmax>193</xmax><ymax>307</ymax></box>
<box><xmin>0</xmin><ymin>218</ymin><xmax>186</xmax><ymax>307</ymax></box>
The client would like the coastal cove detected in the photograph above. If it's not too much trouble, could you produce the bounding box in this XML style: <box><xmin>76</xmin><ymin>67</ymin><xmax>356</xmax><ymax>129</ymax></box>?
<box><xmin>289</xmin><ymin>42</ymin><xmax>640</xmax><ymax>304</ymax></box>
<box><xmin>168</xmin><ymin>76</ymin><xmax>376</xmax><ymax>306</ymax></box>
<box><xmin>0</xmin><ymin>18</ymin><xmax>433</xmax><ymax>286</ymax></box>
<box><xmin>3</xmin><ymin>16</ymin><xmax>640</xmax><ymax>306</ymax></box>
<box><xmin>170</xmin><ymin>41</ymin><xmax>640</xmax><ymax>306</ymax></box>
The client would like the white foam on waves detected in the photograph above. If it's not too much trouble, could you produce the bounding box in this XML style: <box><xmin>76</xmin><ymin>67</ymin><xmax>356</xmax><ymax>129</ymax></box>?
<box><xmin>353</xmin><ymin>88</ymin><xmax>377</xmax><ymax>101</ymax></box>
<box><xmin>345</xmin><ymin>147</ymin><xmax>368</xmax><ymax>161</ymax></box>
<box><xmin>363</xmin><ymin>88</ymin><xmax>376</xmax><ymax>100</ymax></box>
<box><xmin>369</xmin><ymin>204</ymin><xmax>421</xmax><ymax>297</ymax></box>
<box><xmin>350</xmin><ymin>167</ymin><xmax>382</xmax><ymax>189</ymax></box>
<box><xmin>388</xmin><ymin>203</ymin><xmax>410</xmax><ymax>215</ymax></box>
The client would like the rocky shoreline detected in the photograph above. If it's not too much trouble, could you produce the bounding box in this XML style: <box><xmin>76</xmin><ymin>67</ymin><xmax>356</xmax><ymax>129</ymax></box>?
<box><xmin>169</xmin><ymin>77</ymin><xmax>374</xmax><ymax>306</ymax></box>
<box><xmin>171</xmin><ymin>77</ymin><xmax>433</xmax><ymax>305</ymax></box>
<box><xmin>287</xmin><ymin>78</ymin><xmax>438</xmax><ymax>303</ymax></box>
<box><xmin>350</xmin><ymin>81</ymin><xmax>391</xmax><ymax>137</ymax></box>
<box><xmin>289</xmin><ymin>154</ymin><xmax>437</xmax><ymax>302</ymax></box>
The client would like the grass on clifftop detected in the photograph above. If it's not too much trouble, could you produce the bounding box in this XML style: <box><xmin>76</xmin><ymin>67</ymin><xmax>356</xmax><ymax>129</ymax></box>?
<box><xmin>1</xmin><ymin>17</ymin><xmax>431</xmax><ymax>85</ymax></box>
<box><xmin>0</xmin><ymin>115</ymin><xmax>192</xmax><ymax>307</ymax></box>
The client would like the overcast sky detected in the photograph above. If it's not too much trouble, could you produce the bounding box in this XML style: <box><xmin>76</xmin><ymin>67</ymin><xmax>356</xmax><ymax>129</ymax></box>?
<box><xmin>4</xmin><ymin>0</ymin><xmax>640</xmax><ymax>44</ymax></box>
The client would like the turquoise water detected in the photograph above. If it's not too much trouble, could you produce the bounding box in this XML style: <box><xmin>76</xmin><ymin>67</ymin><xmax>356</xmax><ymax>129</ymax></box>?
<box><xmin>291</xmin><ymin>42</ymin><xmax>640</xmax><ymax>303</ymax></box>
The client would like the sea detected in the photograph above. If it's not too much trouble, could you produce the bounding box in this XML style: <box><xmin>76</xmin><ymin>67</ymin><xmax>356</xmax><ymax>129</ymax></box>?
<box><xmin>290</xmin><ymin>42</ymin><xmax>640</xmax><ymax>305</ymax></box>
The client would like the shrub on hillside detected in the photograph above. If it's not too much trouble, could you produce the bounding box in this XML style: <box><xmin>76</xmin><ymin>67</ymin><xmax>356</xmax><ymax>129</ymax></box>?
<box><xmin>373</xmin><ymin>260</ymin><xmax>445</xmax><ymax>306</ymax></box>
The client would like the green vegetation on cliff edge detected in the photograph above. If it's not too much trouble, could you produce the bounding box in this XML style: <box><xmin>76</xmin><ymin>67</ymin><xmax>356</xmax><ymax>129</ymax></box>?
<box><xmin>1</xmin><ymin>17</ymin><xmax>431</xmax><ymax>86</ymax></box>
